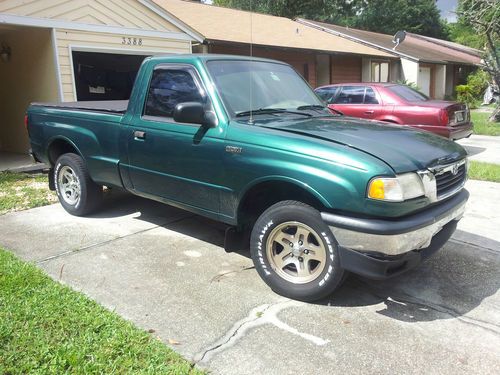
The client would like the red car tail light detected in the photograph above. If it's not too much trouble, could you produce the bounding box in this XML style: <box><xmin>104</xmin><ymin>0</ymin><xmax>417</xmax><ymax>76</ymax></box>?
<box><xmin>439</xmin><ymin>109</ymin><xmax>449</xmax><ymax>126</ymax></box>
<box><xmin>24</xmin><ymin>114</ymin><xmax>29</xmax><ymax>129</ymax></box>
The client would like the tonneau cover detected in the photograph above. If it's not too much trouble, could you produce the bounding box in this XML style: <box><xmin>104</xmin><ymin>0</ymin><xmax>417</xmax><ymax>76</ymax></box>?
<box><xmin>31</xmin><ymin>100</ymin><xmax>129</xmax><ymax>114</ymax></box>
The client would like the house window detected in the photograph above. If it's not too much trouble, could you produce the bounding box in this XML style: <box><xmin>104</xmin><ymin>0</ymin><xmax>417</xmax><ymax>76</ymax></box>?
<box><xmin>371</xmin><ymin>61</ymin><xmax>389</xmax><ymax>82</ymax></box>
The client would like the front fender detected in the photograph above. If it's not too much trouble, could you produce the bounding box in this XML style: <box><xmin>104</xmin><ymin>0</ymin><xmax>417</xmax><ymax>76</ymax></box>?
<box><xmin>238</xmin><ymin>175</ymin><xmax>334</xmax><ymax>209</ymax></box>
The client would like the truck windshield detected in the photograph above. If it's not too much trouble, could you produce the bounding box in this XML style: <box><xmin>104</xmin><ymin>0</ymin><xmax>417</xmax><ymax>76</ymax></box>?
<box><xmin>206</xmin><ymin>60</ymin><xmax>327</xmax><ymax>118</ymax></box>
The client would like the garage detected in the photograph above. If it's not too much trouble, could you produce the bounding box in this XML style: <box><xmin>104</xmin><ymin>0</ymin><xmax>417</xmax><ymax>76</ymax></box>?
<box><xmin>0</xmin><ymin>0</ymin><xmax>201</xmax><ymax>158</ymax></box>
<box><xmin>71</xmin><ymin>51</ymin><xmax>148</xmax><ymax>101</ymax></box>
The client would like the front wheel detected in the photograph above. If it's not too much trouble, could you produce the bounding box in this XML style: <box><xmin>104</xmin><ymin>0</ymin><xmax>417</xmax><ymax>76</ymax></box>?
<box><xmin>250</xmin><ymin>201</ymin><xmax>345</xmax><ymax>302</ymax></box>
<box><xmin>54</xmin><ymin>153</ymin><xmax>103</xmax><ymax>216</ymax></box>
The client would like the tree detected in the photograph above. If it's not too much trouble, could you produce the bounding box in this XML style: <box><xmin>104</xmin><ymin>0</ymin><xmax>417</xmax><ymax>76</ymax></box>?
<box><xmin>213</xmin><ymin>0</ymin><xmax>357</xmax><ymax>23</ymax></box>
<box><xmin>214</xmin><ymin>0</ymin><xmax>448</xmax><ymax>38</ymax></box>
<box><xmin>447</xmin><ymin>21</ymin><xmax>485</xmax><ymax>50</ymax></box>
<box><xmin>349</xmin><ymin>0</ymin><xmax>449</xmax><ymax>39</ymax></box>
<box><xmin>458</xmin><ymin>0</ymin><xmax>500</xmax><ymax>121</ymax></box>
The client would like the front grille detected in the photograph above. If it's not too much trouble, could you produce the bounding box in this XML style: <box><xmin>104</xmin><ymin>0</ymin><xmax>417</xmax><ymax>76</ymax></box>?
<box><xmin>435</xmin><ymin>163</ymin><xmax>466</xmax><ymax>198</ymax></box>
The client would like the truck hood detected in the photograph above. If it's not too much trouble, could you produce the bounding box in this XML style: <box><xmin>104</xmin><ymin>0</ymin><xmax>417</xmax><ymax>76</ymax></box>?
<box><xmin>258</xmin><ymin>116</ymin><xmax>467</xmax><ymax>173</ymax></box>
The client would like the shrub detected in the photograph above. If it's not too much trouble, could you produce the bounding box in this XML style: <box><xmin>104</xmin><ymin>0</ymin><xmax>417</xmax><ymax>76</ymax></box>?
<box><xmin>455</xmin><ymin>84</ymin><xmax>478</xmax><ymax>108</ymax></box>
<box><xmin>467</xmin><ymin>69</ymin><xmax>489</xmax><ymax>98</ymax></box>
<box><xmin>455</xmin><ymin>69</ymin><xmax>490</xmax><ymax>108</ymax></box>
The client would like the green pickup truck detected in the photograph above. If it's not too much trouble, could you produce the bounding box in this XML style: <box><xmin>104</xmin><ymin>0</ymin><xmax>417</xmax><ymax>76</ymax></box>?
<box><xmin>27</xmin><ymin>54</ymin><xmax>469</xmax><ymax>301</ymax></box>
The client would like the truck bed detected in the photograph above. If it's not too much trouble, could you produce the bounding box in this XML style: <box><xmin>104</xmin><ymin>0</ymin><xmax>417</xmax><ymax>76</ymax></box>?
<box><xmin>30</xmin><ymin>100</ymin><xmax>129</xmax><ymax>114</ymax></box>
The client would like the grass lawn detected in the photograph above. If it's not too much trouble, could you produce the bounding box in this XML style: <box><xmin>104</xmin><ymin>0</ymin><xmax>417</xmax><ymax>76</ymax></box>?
<box><xmin>0</xmin><ymin>248</ymin><xmax>202</xmax><ymax>374</ymax></box>
<box><xmin>0</xmin><ymin>171</ymin><xmax>57</xmax><ymax>215</ymax></box>
<box><xmin>471</xmin><ymin>111</ymin><xmax>500</xmax><ymax>136</ymax></box>
<box><xmin>469</xmin><ymin>161</ymin><xmax>500</xmax><ymax>183</ymax></box>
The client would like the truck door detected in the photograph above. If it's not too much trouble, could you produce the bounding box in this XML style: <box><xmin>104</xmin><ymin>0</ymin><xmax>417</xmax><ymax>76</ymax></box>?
<box><xmin>124</xmin><ymin>63</ymin><xmax>225</xmax><ymax>214</ymax></box>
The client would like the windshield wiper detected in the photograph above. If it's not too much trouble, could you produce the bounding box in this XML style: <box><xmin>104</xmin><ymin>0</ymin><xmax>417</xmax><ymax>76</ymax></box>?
<box><xmin>296</xmin><ymin>105</ymin><xmax>327</xmax><ymax>110</ymax></box>
<box><xmin>297</xmin><ymin>104</ymin><xmax>343</xmax><ymax>116</ymax></box>
<box><xmin>236</xmin><ymin>108</ymin><xmax>312</xmax><ymax>118</ymax></box>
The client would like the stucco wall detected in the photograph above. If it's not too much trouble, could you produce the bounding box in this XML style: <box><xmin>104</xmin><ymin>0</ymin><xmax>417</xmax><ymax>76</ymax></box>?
<box><xmin>400</xmin><ymin>58</ymin><xmax>419</xmax><ymax>86</ymax></box>
<box><xmin>0</xmin><ymin>28</ymin><xmax>58</xmax><ymax>153</ymax></box>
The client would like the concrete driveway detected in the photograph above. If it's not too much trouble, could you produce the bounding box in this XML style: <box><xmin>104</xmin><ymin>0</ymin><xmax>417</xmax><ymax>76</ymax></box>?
<box><xmin>1</xmin><ymin>180</ymin><xmax>499</xmax><ymax>374</ymax></box>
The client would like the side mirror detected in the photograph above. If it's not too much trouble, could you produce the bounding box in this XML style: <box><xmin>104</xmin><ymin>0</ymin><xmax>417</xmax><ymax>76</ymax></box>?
<box><xmin>173</xmin><ymin>102</ymin><xmax>217</xmax><ymax>128</ymax></box>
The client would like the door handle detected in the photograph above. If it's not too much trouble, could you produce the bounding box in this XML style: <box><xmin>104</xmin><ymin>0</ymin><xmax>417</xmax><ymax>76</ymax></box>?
<box><xmin>133</xmin><ymin>130</ymin><xmax>146</xmax><ymax>140</ymax></box>
<box><xmin>364</xmin><ymin>110</ymin><xmax>374</xmax><ymax>114</ymax></box>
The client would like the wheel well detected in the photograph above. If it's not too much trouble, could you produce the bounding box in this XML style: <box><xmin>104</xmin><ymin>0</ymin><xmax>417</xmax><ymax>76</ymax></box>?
<box><xmin>237</xmin><ymin>181</ymin><xmax>326</xmax><ymax>227</ymax></box>
<box><xmin>47</xmin><ymin>139</ymin><xmax>80</xmax><ymax>165</ymax></box>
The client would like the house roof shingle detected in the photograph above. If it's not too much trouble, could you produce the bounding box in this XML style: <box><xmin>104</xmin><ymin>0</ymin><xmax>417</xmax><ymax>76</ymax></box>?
<box><xmin>297</xmin><ymin>19</ymin><xmax>481</xmax><ymax>65</ymax></box>
<box><xmin>152</xmin><ymin>0</ymin><xmax>394</xmax><ymax>57</ymax></box>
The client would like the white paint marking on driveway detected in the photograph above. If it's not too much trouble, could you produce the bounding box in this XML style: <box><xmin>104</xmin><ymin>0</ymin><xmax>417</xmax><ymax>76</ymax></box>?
<box><xmin>196</xmin><ymin>300</ymin><xmax>329</xmax><ymax>363</ymax></box>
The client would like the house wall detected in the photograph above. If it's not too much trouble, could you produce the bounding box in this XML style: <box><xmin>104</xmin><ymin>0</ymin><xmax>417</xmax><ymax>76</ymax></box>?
<box><xmin>0</xmin><ymin>27</ymin><xmax>58</xmax><ymax>153</ymax></box>
<box><xmin>0</xmin><ymin>0</ymin><xmax>184</xmax><ymax>32</ymax></box>
<box><xmin>330</xmin><ymin>55</ymin><xmax>361</xmax><ymax>84</ymax></box>
<box><xmin>208</xmin><ymin>44</ymin><xmax>318</xmax><ymax>87</ymax></box>
<box><xmin>390</xmin><ymin>60</ymin><xmax>403</xmax><ymax>82</ymax></box>
<box><xmin>361</xmin><ymin>57</ymin><xmax>370</xmax><ymax>81</ymax></box>
<box><xmin>400</xmin><ymin>58</ymin><xmax>419</xmax><ymax>86</ymax></box>
<box><xmin>434</xmin><ymin>64</ymin><xmax>446</xmax><ymax>100</ymax></box>
<box><xmin>55</xmin><ymin>29</ymin><xmax>192</xmax><ymax>101</ymax></box>
<box><xmin>316</xmin><ymin>54</ymin><xmax>330</xmax><ymax>87</ymax></box>
<box><xmin>445</xmin><ymin>63</ymin><xmax>455</xmax><ymax>97</ymax></box>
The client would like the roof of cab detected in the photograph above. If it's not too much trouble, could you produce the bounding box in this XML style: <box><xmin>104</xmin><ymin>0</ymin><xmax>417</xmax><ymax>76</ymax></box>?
<box><xmin>146</xmin><ymin>53</ymin><xmax>289</xmax><ymax>65</ymax></box>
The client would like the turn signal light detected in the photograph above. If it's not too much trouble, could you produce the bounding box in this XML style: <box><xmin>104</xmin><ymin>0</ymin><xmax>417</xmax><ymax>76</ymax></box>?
<box><xmin>368</xmin><ymin>179</ymin><xmax>385</xmax><ymax>199</ymax></box>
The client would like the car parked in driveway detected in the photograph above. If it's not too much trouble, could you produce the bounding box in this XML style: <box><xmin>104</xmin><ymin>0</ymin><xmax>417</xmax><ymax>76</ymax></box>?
<box><xmin>315</xmin><ymin>83</ymin><xmax>473</xmax><ymax>140</ymax></box>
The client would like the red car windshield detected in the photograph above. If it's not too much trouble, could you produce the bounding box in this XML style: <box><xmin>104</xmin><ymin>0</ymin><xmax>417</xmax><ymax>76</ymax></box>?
<box><xmin>389</xmin><ymin>85</ymin><xmax>429</xmax><ymax>102</ymax></box>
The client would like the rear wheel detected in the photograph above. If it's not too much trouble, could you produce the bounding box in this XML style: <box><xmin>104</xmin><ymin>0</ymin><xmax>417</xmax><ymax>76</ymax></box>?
<box><xmin>250</xmin><ymin>201</ymin><xmax>345</xmax><ymax>302</ymax></box>
<box><xmin>54</xmin><ymin>153</ymin><xmax>102</xmax><ymax>216</ymax></box>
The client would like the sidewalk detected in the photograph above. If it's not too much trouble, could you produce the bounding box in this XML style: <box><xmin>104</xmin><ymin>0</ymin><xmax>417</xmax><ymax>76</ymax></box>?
<box><xmin>458</xmin><ymin>134</ymin><xmax>500</xmax><ymax>165</ymax></box>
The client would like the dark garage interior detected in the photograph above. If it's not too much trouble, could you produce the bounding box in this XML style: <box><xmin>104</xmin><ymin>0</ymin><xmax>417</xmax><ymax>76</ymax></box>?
<box><xmin>72</xmin><ymin>51</ymin><xmax>148</xmax><ymax>101</ymax></box>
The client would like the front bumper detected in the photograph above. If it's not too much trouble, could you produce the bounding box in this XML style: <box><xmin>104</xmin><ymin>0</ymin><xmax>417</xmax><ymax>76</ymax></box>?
<box><xmin>321</xmin><ymin>189</ymin><xmax>469</xmax><ymax>279</ymax></box>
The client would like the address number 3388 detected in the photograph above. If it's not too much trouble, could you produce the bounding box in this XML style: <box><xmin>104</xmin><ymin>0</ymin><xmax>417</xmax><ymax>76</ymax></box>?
<box><xmin>122</xmin><ymin>37</ymin><xmax>143</xmax><ymax>46</ymax></box>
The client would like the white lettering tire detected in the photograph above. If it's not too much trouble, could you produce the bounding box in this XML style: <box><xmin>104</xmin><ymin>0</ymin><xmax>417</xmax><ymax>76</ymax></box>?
<box><xmin>250</xmin><ymin>201</ymin><xmax>345</xmax><ymax>302</ymax></box>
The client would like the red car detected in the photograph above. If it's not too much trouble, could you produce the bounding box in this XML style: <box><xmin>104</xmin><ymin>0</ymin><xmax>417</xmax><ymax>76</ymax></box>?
<box><xmin>315</xmin><ymin>83</ymin><xmax>473</xmax><ymax>140</ymax></box>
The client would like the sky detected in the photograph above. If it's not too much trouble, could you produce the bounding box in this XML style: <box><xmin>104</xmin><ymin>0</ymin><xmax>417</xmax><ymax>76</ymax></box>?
<box><xmin>436</xmin><ymin>0</ymin><xmax>458</xmax><ymax>22</ymax></box>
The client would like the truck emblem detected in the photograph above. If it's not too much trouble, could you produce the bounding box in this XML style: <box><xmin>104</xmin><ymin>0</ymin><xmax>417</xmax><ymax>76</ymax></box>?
<box><xmin>226</xmin><ymin>146</ymin><xmax>242</xmax><ymax>154</ymax></box>
<box><xmin>451</xmin><ymin>164</ymin><xmax>459</xmax><ymax>175</ymax></box>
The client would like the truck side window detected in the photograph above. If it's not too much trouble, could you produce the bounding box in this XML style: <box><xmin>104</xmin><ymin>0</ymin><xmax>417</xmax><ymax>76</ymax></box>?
<box><xmin>144</xmin><ymin>68</ymin><xmax>203</xmax><ymax>118</ymax></box>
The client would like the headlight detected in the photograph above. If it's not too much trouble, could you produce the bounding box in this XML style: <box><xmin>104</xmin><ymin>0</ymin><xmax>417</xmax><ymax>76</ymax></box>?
<box><xmin>367</xmin><ymin>173</ymin><xmax>425</xmax><ymax>202</ymax></box>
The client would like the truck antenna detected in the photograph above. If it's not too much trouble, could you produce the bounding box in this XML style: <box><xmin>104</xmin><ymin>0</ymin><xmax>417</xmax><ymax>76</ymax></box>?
<box><xmin>249</xmin><ymin>0</ymin><xmax>254</xmax><ymax>125</ymax></box>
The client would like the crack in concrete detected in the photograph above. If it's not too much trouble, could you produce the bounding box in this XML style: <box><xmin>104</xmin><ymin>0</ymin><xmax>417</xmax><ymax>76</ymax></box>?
<box><xmin>194</xmin><ymin>300</ymin><xmax>329</xmax><ymax>364</ymax></box>
<box><xmin>36</xmin><ymin>215</ymin><xmax>194</xmax><ymax>264</ymax></box>
<box><xmin>210</xmin><ymin>266</ymin><xmax>255</xmax><ymax>283</ymax></box>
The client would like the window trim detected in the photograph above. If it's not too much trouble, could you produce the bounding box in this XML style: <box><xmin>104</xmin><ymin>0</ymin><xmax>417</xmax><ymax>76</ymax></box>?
<box><xmin>370</xmin><ymin>60</ymin><xmax>390</xmax><ymax>83</ymax></box>
<box><xmin>141</xmin><ymin>63</ymin><xmax>213</xmax><ymax>126</ymax></box>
